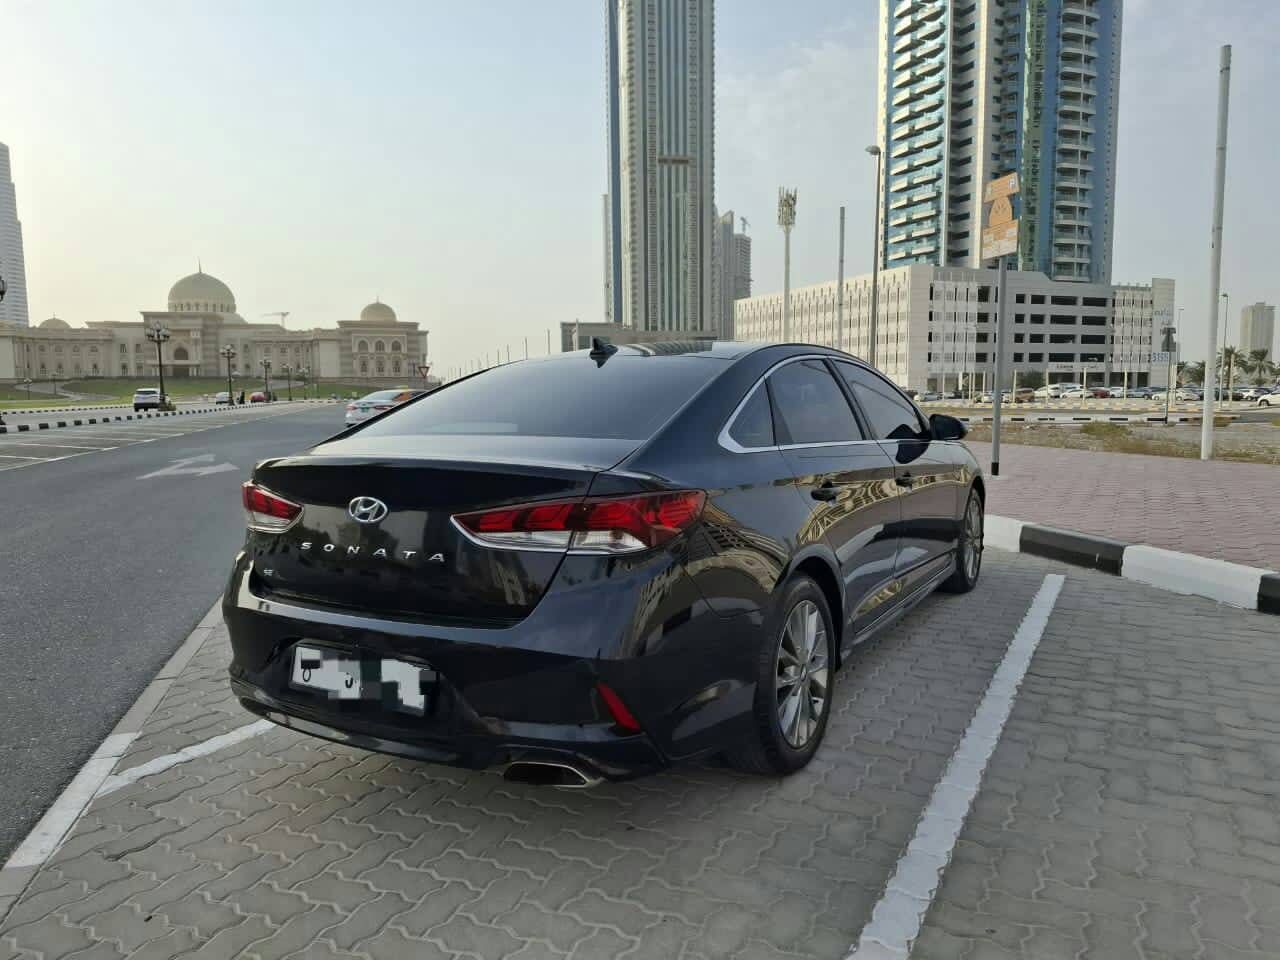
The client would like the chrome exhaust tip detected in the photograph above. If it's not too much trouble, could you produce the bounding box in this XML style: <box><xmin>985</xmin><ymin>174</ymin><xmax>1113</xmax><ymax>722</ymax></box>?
<box><xmin>501</xmin><ymin>760</ymin><xmax>602</xmax><ymax>789</ymax></box>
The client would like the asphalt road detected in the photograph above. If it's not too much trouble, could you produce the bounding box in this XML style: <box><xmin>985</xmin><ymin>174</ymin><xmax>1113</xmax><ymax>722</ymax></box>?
<box><xmin>0</xmin><ymin>403</ymin><xmax>343</xmax><ymax>861</ymax></box>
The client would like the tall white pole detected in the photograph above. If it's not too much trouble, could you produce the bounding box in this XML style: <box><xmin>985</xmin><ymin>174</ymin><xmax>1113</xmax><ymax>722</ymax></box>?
<box><xmin>1201</xmin><ymin>44</ymin><xmax>1231</xmax><ymax>460</ymax></box>
<box><xmin>991</xmin><ymin>255</ymin><xmax>1008</xmax><ymax>475</ymax></box>
<box><xmin>867</xmin><ymin>147</ymin><xmax>883</xmax><ymax>368</ymax></box>
<box><xmin>782</xmin><ymin>229</ymin><xmax>792</xmax><ymax>340</ymax></box>
<box><xmin>836</xmin><ymin>206</ymin><xmax>846</xmax><ymax>351</ymax></box>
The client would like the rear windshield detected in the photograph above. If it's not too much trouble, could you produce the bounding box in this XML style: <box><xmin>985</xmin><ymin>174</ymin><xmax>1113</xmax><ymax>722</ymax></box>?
<box><xmin>357</xmin><ymin>357</ymin><xmax>718</xmax><ymax>441</ymax></box>
<box><xmin>361</xmin><ymin>390</ymin><xmax>404</xmax><ymax>402</ymax></box>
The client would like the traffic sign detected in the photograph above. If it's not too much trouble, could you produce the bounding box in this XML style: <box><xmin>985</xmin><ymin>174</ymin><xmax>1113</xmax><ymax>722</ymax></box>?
<box><xmin>982</xmin><ymin>172</ymin><xmax>1020</xmax><ymax>259</ymax></box>
<box><xmin>1151</xmin><ymin>351</ymin><xmax>1172</xmax><ymax>364</ymax></box>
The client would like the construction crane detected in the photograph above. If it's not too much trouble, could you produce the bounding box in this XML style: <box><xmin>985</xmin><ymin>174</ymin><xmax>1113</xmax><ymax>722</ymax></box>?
<box><xmin>739</xmin><ymin>216</ymin><xmax>749</xmax><ymax>234</ymax></box>
<box><xmin>261</xmin><ymin>311</ymin><xmax>290</xmax><ymax>325</ymax></box>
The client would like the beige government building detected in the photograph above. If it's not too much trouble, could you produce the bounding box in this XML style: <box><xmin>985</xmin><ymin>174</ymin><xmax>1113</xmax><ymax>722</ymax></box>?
<box><xmin>0</xmin><ymin>269</ymin><xmax>426</xmax><ymax>384</ymax></box>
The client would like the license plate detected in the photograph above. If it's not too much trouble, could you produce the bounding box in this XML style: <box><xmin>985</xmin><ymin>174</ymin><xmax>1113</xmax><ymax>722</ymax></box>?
<box><xmin>289</xmin><ymin>645</ymin><xmax>435</xmax><ymax>715</ymax></box>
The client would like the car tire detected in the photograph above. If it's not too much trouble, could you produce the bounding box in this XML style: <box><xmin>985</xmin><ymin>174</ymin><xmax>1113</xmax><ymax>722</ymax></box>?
<box><xmin>724</xmin><ymin>574</ymin><xmax>835</xmax><ymax>776</ymax></box>
<box><xmin>939</xmin><ymin>487</ymin><xmax>983</xmax><ymax>594</ymax></box>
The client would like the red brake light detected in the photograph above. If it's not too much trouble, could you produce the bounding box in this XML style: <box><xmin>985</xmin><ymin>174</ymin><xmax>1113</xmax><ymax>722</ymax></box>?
<box><xmin>242</xmin><ymin>481</ymin><xmax>303</xmax><ymax>533</ymax></box>
<box><xmin>596</xmin><ymin>682</ymin><xmax>642</xmax><ymax>733</ymax></box>
<box><xmin>453</xmin><ymin>491</ymin><xmax>705</xmax><ymax>554</ymax></box>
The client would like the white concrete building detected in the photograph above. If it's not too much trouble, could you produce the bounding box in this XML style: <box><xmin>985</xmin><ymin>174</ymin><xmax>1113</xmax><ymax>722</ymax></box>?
<box><xmin>1239</xmin><ymin>302</ymin><xmax>1276</xmax><ymax>357</ymax></box>
<box><xmin>0</xmin><ymin>269</ymin><xmax>426</xmax><ymax>384</ymax></box>
<box><xmin>877</xmin><ymin>0</ymin><xmax>1123</xmax><ymax>284</ymax></box>
<box><xmin>733</xmin><ymin>264</ymin><xmax>1172</xmax><ymax>391</ymax></box>
<box><xmin>608</xmin><ymin>0</ymin><xmax>715</xmax><ymax>332</ymax></box>
<box><xmin>0</xmin><ymin>143</ymin><xmax>29</xmax><ymax>327</ymax></box>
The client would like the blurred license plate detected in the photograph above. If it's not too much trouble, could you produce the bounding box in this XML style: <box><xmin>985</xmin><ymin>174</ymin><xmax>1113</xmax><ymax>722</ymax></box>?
<box><xmin>289</xmin><ymin>645</ymin><xmax>435</xmax><ymax>715</ymax></box>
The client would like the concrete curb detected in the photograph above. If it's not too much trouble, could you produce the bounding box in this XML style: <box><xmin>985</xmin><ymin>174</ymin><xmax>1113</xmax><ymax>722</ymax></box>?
<box><xmin>988</xmin><ymin>513</ymin><xmax>1279</xmax><ymax>615</ymax></box>
<box><xmin>0</xmin><ymin>399</ymin><xmax>337</xmax><ymax>434</ymax></box>
<box><xmin>0</xmin><ymin>600</ymin><xmax>223</xmax><ymax>917</ymax></box>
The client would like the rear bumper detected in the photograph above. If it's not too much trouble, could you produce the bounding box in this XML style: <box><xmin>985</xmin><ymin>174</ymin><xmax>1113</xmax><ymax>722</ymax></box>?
<box><xmin>222</xmin><ymin>549</ymin><xmax>760</xmax><ymax>780</ymax></box>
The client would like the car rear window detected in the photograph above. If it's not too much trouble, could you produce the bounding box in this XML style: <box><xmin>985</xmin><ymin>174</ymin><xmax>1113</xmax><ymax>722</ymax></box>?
<box><xmin>362</xmin><ymin>390</ymin><xmax>403</xmax><ymax>402</ymax></box>
<box><xmin>357</xmin><ymin>357</ymin><xmax>717</xmax><ymax>441</ymax></box>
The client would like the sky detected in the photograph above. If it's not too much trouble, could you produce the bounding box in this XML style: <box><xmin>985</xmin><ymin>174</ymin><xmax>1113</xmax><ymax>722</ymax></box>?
<box><xmin>1</xmin><ymin>0</ymin><xmax>1277</xmax><ymax>370</ymax></box>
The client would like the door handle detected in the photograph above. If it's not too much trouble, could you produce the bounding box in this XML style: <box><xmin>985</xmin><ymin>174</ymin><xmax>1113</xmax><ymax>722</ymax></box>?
<box><xmin>896</xmin><ymin>473</ymin><xmax>915</xmax><ymax>488</ymax></box>
<box><xmin>811</xmin><ymin>481</ymin><xmax>839</xmax><ymax>501</ymax></box>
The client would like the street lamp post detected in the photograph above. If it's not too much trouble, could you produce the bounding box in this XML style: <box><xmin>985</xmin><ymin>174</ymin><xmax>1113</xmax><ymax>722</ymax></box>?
<box><xmin>261</xmin><ymin>359</ymin><xmax>272</xmax><ymax>401</ymax></box>
<box><xmin>22</xmin><ymin>378</ymin><xmax>32</xmax><ymax>401</ymax></box>
<box><xmin>299</xmin><ymin>366</ymin><xmax>309</xmax><ymax>400</ymax></box>
<box><xmin>866</xmin><ymin>145</ymin><xmax>883</xmax><ymax>368</ymax></box>
<box><xmin>281</xmin><ymin>364</ymin><xmax>293</xmax><ymax>401</ymax></box>
<box><xmin>146</xmin><ymin>322</ymin><xmax>171</xmax><ymax>406</ymax></box>
<box><xmin>219</xmin><ymin>344</ymin><xmax>236</xmax><ymax>401</ymax></box>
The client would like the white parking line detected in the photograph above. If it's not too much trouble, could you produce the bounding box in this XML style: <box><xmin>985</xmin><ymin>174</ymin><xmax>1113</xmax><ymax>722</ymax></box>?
<box><xmin>96</xmin><ymin>720</ymin><xmax>274</xmax><ymax>797</ymax></box>
<box><xmin>847</xmin><ymin>573</ymin><xmax>1065</xmax><ymax>960</ymax></box>
<box><xmin>0</xmin><ymin>440</ymin><xmax>116</xmax><ymax>450</ymax></box>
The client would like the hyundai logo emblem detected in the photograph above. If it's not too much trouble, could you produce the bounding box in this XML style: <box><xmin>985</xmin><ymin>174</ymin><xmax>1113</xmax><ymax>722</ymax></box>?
<box><xmin>348</xmin><ymin>496</ymin><xmax>389</xmax><ymax>524</ymax></box>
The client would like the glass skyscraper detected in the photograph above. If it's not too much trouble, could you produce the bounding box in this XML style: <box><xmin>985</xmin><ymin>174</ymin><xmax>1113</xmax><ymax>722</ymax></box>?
<box><xmin>0</xmin><ymin>143</ymin><xmax>30</xmax><ymax>327</ymax></box>
<box><xmin>876</xmin><ymin>0</ymin><xmax>1122</xmax><ymax>283</ymax></box>
<box><xmin>606</xmin><ymin>0</ymin><xmax>715</xmax><ymax>331</ymax></box>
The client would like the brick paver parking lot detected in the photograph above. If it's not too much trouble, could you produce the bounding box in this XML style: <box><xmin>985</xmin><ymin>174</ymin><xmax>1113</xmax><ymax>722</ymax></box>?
<box><xmin>3</xmin><ymin>551</ymin><xmax>1278</xmax><ymax>959</ymax></box>
<box><xmin>966</xmin><ymin>440</ymin><xmax>1280</xmax><ymax>569</ymax></box>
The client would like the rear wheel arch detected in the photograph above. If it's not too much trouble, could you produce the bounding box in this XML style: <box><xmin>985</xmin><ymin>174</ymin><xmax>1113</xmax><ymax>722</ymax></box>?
<box><xmin>791</xmin><ymin>555</ymin><xmax>843</xmax><ymax>667</ymax></box>
<box><xmin>970</xmin><ymin>475</ymin><xmax>986</xmax><ymax>507</ymax></box>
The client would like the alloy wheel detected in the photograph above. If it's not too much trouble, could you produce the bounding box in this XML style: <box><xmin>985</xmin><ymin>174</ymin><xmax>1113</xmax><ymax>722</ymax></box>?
<box><xmin>775</xmin><ymin>599</ymin><xmax>829</xmax><ymax>748</ymax></box>
<box><xmin>962</xmin><ymin>495</ymin><xmax>984</xmax><ymax>581</ymax></box>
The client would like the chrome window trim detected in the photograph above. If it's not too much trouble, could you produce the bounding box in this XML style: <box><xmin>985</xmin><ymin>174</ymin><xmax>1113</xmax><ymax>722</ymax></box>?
<box><xmin>717</xmin><ymin>354</ymin><xmax>884</xmax><ymax>455</ymax></box>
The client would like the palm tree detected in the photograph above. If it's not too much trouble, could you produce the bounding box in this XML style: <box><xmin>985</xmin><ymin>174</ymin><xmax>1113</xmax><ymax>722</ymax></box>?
<box><xmin>1218</xmin><ymin>345</ymin><xmax>1243</xmax><ymax>397</ymax></box>
<box><xmin>1245</xmin><ymin>348</ymin><xmax>1273</xmax><ymax>386</ymax></box>
<box><xmin>1179</xmin><ymin>361</ymin><xmax>1205</xmax><ymax>385</ymax></box>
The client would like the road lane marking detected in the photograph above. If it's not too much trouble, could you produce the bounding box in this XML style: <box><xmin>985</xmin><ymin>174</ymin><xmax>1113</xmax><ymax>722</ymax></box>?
<box><xmin>847</xmin><ymin>573</ymin><xmax>1066</xmax><ymax>960</ymax></box>
<box><xmin>138</xmin><ymin>453</ymin><xmax>238</xmax><ymax>479</ymax></box>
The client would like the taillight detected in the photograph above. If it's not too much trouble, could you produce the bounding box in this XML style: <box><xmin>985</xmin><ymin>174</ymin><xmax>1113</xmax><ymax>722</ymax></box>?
<box><xmin>373</xmin><ymin>404</ymin><xmax>392</xmax><ymax>411</ymax></box>
<box><xmin>242</xmin><ymin>481</ymin><xmax>303</xmax><ymax>533</ymax></box>
<box><xmin>596</xmin><ymin>682</ymin><xmax>642</xmax><ymax>733</ymax></box>
<box><xmin>346</xmin><ymin>403</ymin><xmax>357</xmax><ymax>411</ymax></box>
<box><xmin>452</xmin><ymin>490</ymin><xmax>705</xmax><ymax>555</ymax></box>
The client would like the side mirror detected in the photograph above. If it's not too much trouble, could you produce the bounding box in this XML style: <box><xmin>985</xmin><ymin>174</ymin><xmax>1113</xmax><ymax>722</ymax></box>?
<box><xmin>929</xmin><ymin>413</ymin><xmax>967</xmax><ymax>441</ymax></box>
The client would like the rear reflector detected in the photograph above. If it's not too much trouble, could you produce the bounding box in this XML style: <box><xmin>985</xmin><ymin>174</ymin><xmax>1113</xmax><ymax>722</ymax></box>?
<box><xmin>242</xmin><ymin>481</ymin><xmax>303</xmax><ymax>533</ymax></box>
<box><xmin>596</xmin><ymin>682</ymin><xmax>642</xmax><ymax>733</ymax></box>
<box><xmin>452</xmin><ymin>490</ymin><xmax>706</xmax><ymax>555</ymax></box>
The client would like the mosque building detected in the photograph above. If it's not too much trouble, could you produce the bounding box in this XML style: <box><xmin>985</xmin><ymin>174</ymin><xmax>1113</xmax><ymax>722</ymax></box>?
<box><xmin>0</xmin><ymin>268</ymin><xmax>426</xmax><ymax>383</ymax></box>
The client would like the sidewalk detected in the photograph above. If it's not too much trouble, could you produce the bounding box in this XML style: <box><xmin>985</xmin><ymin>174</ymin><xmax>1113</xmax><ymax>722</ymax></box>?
<box><xmin>968</xmin><ymin>440</ymin><xmax>1280</xmax><ymax>569</ymax></box>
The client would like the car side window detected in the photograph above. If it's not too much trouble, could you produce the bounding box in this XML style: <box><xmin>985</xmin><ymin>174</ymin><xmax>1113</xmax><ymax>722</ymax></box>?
<box><xmin>727</xmin><ymin>384</ymin><xmax>774</xmax><ymax>448</ymax></box>
<box><xmin>767</xmin><ymin>360</ymin><xmax>863</xmax><ymax>445</ymax></box>
<box><xmin>835</xmin><ymin>362</ymin><xmax>930</xmax><ymax>442</ymax></box>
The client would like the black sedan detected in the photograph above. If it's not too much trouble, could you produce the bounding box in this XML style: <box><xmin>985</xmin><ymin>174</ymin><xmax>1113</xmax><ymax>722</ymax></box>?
<box><xmin>224</xmin><ymin>342</ymin><xmax>984</xmax><ymax>785</ymax></box>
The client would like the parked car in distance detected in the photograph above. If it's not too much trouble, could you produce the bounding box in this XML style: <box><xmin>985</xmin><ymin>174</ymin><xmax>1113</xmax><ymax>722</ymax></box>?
<box><xmin>1240</xmin><ymin>386</ymin><xmax>1271</xmax><ymax>401</ymax></box>
<box><xmin>132</xmin><ymin>387</ymin><xmax>165</xmax><ymax>411</ymax></box>
<box><xmin>1010</xmin><ymin>387</ymin><xmax>1036</xmax><ymax>403</ymax></box>
<box><xmin>226</xmin><ymin>342</ymin><xmax>986</xmax><ymax>785</ymax></box>
<box><xmin>214</xmin><ymin>391</ymin><xmax>232</xmax><ymax>405</ymax></box>
<box><xmin>249</xmin><ymin>391</ymin><xmax>268</xmax><ymax>403</ymax></box>
<box><xmin>1258</xmin><ymin>391</ymin><xmax>1279</xmax><ymax>407</ymax></box>
<box><xmin>917</xmin><ymin>391</ymin><xmax>942</xmax><ymax>403</ymax></box>
<box><xmin>343</xmin><ymin>388</ymin><xmax>429</xmax><ymax>427</ymax></box>
<box><xmin>1060</xmin><ymin>387</ymin><xmax>1092</xmax><ymax>399</ymax></box>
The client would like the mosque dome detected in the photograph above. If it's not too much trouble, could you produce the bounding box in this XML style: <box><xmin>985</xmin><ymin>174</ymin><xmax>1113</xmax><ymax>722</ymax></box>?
<box><xmin>167</xmin><ymin>270</ymin><xmax>236</xmax><ymax>314</ymax></box>
<box><xmin>359</xmin><ymin>300</ymin><xmax>397</xmax><ymax>324</ymax></box>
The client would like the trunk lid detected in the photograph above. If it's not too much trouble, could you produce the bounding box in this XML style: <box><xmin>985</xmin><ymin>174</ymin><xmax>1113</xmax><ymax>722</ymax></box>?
<box><xmin>246</xmin><ymin>435</ymin><xmax>635</xmax><ymax>623</ymax></box>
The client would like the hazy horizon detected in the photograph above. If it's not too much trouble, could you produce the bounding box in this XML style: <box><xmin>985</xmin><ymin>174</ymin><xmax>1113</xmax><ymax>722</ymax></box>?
<box><xmin>2</xmin><ymin>0</ymin><xmax>1277</xmax><ymax>367</ymax></box>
